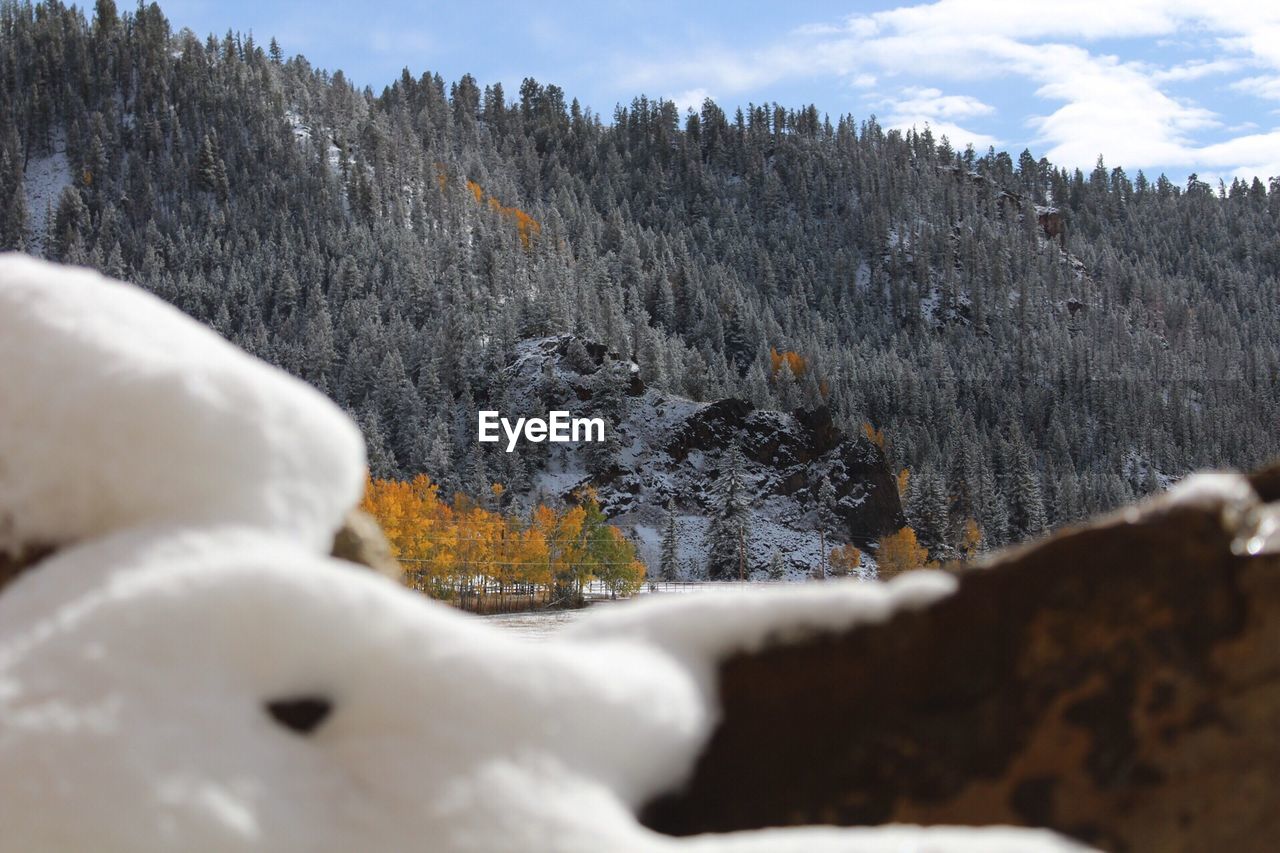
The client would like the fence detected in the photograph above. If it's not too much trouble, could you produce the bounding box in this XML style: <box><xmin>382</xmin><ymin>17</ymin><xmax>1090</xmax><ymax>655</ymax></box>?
<box><xmin>404</xmin><ymin>570</ymin><xmax>588</xmax><ymax>614</ymax></box>
<box><xmin>586</xmin><ymin>579</ymin><xmax>793</xmax><ymax>596</ymax></box>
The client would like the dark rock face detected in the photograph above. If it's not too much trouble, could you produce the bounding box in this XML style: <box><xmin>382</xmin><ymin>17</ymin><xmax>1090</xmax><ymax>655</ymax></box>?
<box><xmin>665</xmin><ymin>400</ymin><xmax>903</xmax><ymax>546</ymax></box>
<box><xmin>1038</xmin><ymin>208</ymin><xmax>1066</xmax><ymax>241</ymax></box>
<box><xmin>642</xmin><ymin>465</ymin><xmax>1280</xmax><ymax>852</ymax></box>
<box><xmin>0</xmin><ymin>545</ymin><xmax>55</xmax><ymax>595</ymax></box>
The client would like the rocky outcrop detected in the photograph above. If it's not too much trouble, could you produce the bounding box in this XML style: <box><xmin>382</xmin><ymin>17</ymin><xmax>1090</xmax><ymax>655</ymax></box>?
<box><xmin>1038</xmin><ymin>207</ymin><xmax>1066</xmax><ymax>242</ymax></box>
<box><xmin>330</xmin><ymin>509</ymin><xmax>402</xmax><ymax>581</ymax></box>
<box><xmin>664</xmin><ymin>400</ymin><xmax>903</xmax><ymax>547</ymax></box>
<box><xmin>503</xmin><ymin>337</ymin><xmax>905</xmax><ymax>576</ymax></box>
<box><xmin>642</xmin><ymin>463</ymin><xmax>1280</xmax><ymax>852</ymax></box>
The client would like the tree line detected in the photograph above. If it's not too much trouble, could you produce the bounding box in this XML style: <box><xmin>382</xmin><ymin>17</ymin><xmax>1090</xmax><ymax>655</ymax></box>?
<box><xmin>362</xmin><ymin>475</ymin><xmax>644</xmax><ymax>609</ymax></box>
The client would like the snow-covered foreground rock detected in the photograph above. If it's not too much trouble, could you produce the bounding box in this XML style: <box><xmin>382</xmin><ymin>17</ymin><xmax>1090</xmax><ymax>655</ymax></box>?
<box><xmin>0</xmin><ymin>254</ymin><xmax>365</xmax><ymax>556</ymax></box>
<box><xmin>0</xmin><ymin>257</ymin><xmax>1084</xmax><ymax>852</ymax></box>
<box><xmin>0</xmin><ymin>531</ymin><xmax>1084</xmax><ymax>852</ymax></box>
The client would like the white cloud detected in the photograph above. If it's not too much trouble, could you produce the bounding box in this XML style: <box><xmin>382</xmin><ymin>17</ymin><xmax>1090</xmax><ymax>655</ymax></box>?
<box><xmin>671</xmin><ymin>88</ymin><xmax>713</xmax><ymax>114</ymax></box>
<box><xmin>877</xmin><ymin>86</ymin><xmax>1000</xmax><ymax>149</ymax></box>
<box><xmin>1151</xmin><ymin>58</ymin><xmax>1244</xmax><ymax>83</ymax></box>
<box><xmin>610</xmin><ymin>0</ymin><xmax>1280</xmax><ymax>179</ymax></box>
<box><xmin>1195</xmin><ymin>129</ymin><xmax>1280</xmax><ymax>181</ymax></box>
<box><xmin>888</xmin><ymin>117</ymin><xmax>1002</xmax><ymax>151</ymax></box>
<box><xmin>1232</xmin><ymin>75</ymin><xmax>1280</xmax><ymax>100</ymax></box>
<box><xmin>884</xmin><ymin>87</ymin><xmax>995</xmax><ymax>120</ymax></box>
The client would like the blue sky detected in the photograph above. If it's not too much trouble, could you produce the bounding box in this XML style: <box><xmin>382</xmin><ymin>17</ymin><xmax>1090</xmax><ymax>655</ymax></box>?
<box><xmin>159</xmin><ymin>1</ymin><xmax>1280</xmax><ymax>184</ymax></box>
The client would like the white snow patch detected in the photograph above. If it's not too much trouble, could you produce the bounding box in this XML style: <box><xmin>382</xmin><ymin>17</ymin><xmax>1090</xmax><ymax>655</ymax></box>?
<box><xmin>1160</xmin><ymin>471</ymin><xmax>1255</xmax><ymax>517</ymax></box>
<box><xmin>22</xmin><ymin>131</ymin><xmax>73</xmax><ymax>253</ymax></box>
<box><xmin>286</xmin><ymin>108</ymin><xmax>344</xmax><ymax>176</ymax></box>
<box><xmin>0</xmin><ymin>255</ymin><xmax>366</xmax><ymax>555</ymax></box>
<box><xmin>569</xmin><ymin>571</ymin><xmax>957</xmax><ymax>689</ymax></box>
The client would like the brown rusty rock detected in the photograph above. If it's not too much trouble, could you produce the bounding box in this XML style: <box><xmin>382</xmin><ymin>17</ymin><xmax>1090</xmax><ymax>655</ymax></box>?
<box><xmin>330</xmin><ymin>508</ymin><xmax>402</xmax><ymax>581</ymax></box>
<box><xmin>1247</xmin><ymin>458</ymin><xmax>1280</xmax><ymax>502</ymax></box>
<box><xmin>641</xmin><ymin>472</ymin><xmax>1280</xmax><ymax>853</ymax></box>
<box><xmin>1039</xmin><ymin>209</ymin><xmax>1066</xmax><ymax>241</ymax></box>
<box><xmin>0</xmin><ymin>545</ymin><xmax>55</xmax><ymax>594</ymax></box>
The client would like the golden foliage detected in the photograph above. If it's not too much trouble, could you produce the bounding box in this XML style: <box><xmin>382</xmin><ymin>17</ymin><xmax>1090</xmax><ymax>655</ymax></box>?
<box><xmin>862</xmin><ymin>422</ymin><xmax>886</xmax><ymax>451</ymax></box>
<box><xmin>439</xmin><ymin>174</ymin><xmax>541</xmax><ymax>249</ymax></box>
<box><xmin>361</xmin><ymin>476</ymin><xmax>643</xmax><ymax>601</ymax></box>
<box><xmin>896</xmin><ymin>467</ymin><xmax>911</xmax><ymax>498</ymax></box>
<box><xmin>829</xmin><ymin>543</ymin><xmax>862</xmax><ymax>577</ymax></box>
<box><xmin>876</xmin><ymin>526</ymin><xmax>930</xmax><ymax>578</ymax></box>
<box><xmin>959</xmin><ymin>517</ymin><xmax>983</xmax><ymax>559</ymax></box>
<box><xmin>769</xmin><ymin>347</ymin><xmax>808</xmax><ymax>379</ymax></box>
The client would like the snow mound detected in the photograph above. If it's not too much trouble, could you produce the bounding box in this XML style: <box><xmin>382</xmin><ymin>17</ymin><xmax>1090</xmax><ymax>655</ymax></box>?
<box><xmin>0</xmin><ymin>255</ymin><xmax>366</xmax><ymax>555</ymax></box>
<box><xmin>0</xmin><ymin>527</ymin><xmax>1084</xmax><ymax>853</ymax></box>
<box><xmin>569</xmin><ymin>572</ymin><xmax>957</xmax><ymax>688</ymax></box>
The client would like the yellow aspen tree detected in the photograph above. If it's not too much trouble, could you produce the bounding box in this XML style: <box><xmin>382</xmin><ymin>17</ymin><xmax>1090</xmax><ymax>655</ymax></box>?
<box><xmin>829</xmin><ymin>543</ymin><xmax>862</xmax><ymax>577</ymax></box>
<box><xmin>876</xmin><ymin>526</ymin><xmax>929</xmax><ymax>578</ymax></box>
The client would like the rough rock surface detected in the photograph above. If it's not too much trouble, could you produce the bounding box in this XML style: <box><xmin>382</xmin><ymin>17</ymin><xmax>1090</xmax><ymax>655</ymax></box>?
<box><xmin>0</xmin><ymin>546</ymin><xmax>54</xmax><ymax>595</ymax></box>
<box><xmin>330</xmin><ymin>509</ymin><xmax>402</xmax><ymax>580</ymax></box>
<box><xmin>504</xmin><ymin>336</ymin><xmax>904</xmax><ymax>577</ymax></box>
<box><xmin>642</xmin><ymin>465</ymin><xmax>1280</xmax><ymax>853</ymax></box>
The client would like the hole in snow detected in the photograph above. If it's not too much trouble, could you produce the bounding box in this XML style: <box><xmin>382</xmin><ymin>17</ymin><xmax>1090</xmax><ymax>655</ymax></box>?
<box><xmin>265</xmin><ymin>696</ymin><xmax>332</xmax><ymax>735</ymax></box>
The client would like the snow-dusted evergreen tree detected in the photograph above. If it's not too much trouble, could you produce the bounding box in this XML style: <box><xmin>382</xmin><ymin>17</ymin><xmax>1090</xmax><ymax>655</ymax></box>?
<box><xmin>767</xmin><ymin>549</ymin><xmax>785</xmax><ymax>580</ymax></box>
<box><xmin>357</xmin><ymin>409</ymin><xmax>397</xmax><ymax>480</ymax></box>
<box><xmin>704</xmin><ymin>443</ymin><xmax>751</xmax><ymax>580</ymax></box>
<box><xmin>1007</xmin><ymin>433</ymin><xmax>1048</xmax><ymax>541</ymax></box>
<box><xmin>0</xmin><ymin>125</ymin><xmax>26</xmax><ymax>251</ymax></box>
<box><xmin>585</xmin><ymin>356</ymin><xmax>625</xmax><ymax>476</ymax></box>
<box><xmin>816</xmin><ymin>475</ymin><xmax>837</xmax><ymax>579</ymax></box>
<box><xmin>908</xmin><ymin>467</ymin><xmax>951</xmax><ymax>560</ymax></box>
<box><xmin>659</xmin><ymin>498</ymin><xmax>679</xmax><ymax>582</ymax></box>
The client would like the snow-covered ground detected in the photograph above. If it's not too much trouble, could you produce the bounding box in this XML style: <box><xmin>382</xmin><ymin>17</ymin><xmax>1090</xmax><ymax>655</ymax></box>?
<box><xmin>479</xmin><ymin>607</ymin><xmax>598</xmax><ymax>640</ymax></box>
<box><xmin>22</xmin><ymin>131</ymin><xmax>72</xmax><ymax>254</ymax></box>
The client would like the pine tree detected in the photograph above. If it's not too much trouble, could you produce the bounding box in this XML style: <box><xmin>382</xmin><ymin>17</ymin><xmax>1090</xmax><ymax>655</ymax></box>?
<box><xmin>358</xmin><ymin>409</ymin><xmax>398</xmax><ymax>479</ymax></box>
<box><xmin>767</xmin><ymin>549</ymin><xmax>785</xmax><ymax>580</ymax></box>
<box><xmin>704</xmin><ymin>443</ymin><xmax>751</xmax><ymax>580</ymax></box>
<box><xmin>660</xmin><ymin>498</ymin><xmax>679</xmax><ymax>581</ymax></box>
<box><xmin>0</xmin><ymin>131</ymin><xmax>27</xmax><ymax>251</ymax></box>
<box><xmin>908</xmin><ymin>468</ymin><xmax>950</xmax><ymax>559</ymax></box>
<box><xmin>586</xmin><ymin>355</ymin><xmax>625</xmax><ymax>476</ymax></box>
<box><xmin>1008</xmin><ymin>436</ymin><xmax>1048</xmax><ymax>540</ymax></box>
<box><xmin>816</xmin><ymin>475</ymin><xmax>837</xmax><ymax>579</ymax></box>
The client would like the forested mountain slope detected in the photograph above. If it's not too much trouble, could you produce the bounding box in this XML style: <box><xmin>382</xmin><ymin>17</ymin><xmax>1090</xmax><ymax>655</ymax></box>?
<box><xmin>3</xmin><ymin>0</ymin><xmax>1277</xmax><ymax>559</ymax></box>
